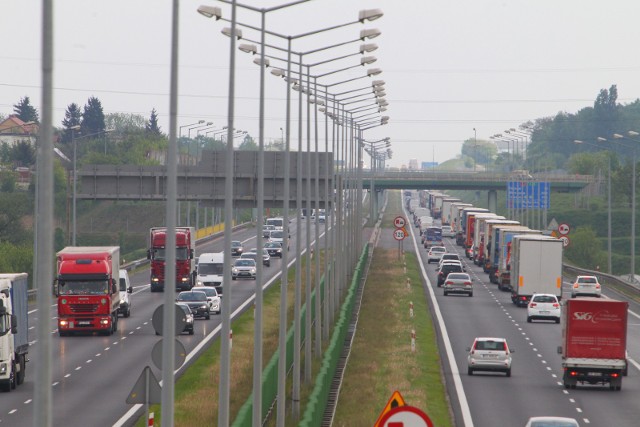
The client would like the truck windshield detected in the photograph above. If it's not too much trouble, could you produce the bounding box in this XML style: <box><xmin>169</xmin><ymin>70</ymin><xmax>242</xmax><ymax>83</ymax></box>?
<box><xmin>198</xmin><ymin>263</ymin><xmax>224</xmax><ymax>275</ymax></box>
<box><xmin>266</xmin><ymin>219</ymin><xmax>283</xmax><ymax>228</ymax></box>
<box><xmin>152</xmin><ymin>247</ymin><xmax>189</xmax><ymax>261</ymax></box>
<box><xmin>0</xmin><ymin>314</ymin><xmax>9</xmax><ymax>336</ymax></box>
<box><xmin>60</xmin><ymin>280</ymin><xmax>109</xmax><ymax>295</ymax></box>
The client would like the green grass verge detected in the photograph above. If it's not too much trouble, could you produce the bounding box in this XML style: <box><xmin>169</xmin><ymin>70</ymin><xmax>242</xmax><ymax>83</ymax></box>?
<box><xmin>332</xmin><ymin>191</ymin><xmax>453</xmax><ymax>426</ymax></box>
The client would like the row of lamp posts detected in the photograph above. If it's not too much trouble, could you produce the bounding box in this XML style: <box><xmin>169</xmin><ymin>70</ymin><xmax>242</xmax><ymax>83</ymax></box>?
<box><xmin>197</xmin><ymin>3</ymin><xmax>387</xmax><ymax>426</ymax></box>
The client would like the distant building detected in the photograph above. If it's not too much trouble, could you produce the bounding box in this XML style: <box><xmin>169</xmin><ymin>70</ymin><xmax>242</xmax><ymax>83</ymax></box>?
<box><xmin>421</xmin><ymin>161</ymin><xmax>439</xmax><ymax>169</ymax></box>
<box><xmin>408</xmin><ymin>158</ymin><xmax>418</xmax><ymax>170</ymax></box>
<box><xmin>0</xmin><ymin>116</ymin><xmax>38</xmax><ymax>147</ymax></box>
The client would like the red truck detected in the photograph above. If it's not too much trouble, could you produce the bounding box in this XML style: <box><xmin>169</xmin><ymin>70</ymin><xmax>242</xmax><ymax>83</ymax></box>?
<box><xmin>560</xmin><ymin>297</ymin><xmax>628</xmax><ymax>390</ymax></box>
<box><xmin>148</xmin><ymin>227</ymin><xmax>196</xmax><ymax>292</ymax></box>
<box><xmin>54</xmin><ymin>247</ymin><xmax>121</xmax><ymax>336</ymax></box>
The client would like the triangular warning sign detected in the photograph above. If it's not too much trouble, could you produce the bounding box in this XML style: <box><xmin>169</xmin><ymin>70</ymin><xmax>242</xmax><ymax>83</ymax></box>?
<box><xmin>126</xmin><ymin>366</ymin><xmax>162</xmax><ymax>404</ymax></box>
<box><xmin>374</xmin><ymin>390</ymin><xmax>406</xmax><ymax>427</ymax></box>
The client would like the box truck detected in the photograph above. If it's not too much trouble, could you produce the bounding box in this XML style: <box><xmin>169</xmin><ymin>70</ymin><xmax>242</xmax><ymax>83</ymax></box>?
<box><xmin>560</xmin><ymin>298</ymin><xmax>628</xmax><ymax>391</ymax></box>
<box><xmin>0</xmin><ymin>273</ymin><xmax>29</xmax><ymax>391</ymax></box>
<box><xmin>510</xmin><ymin>235</ymin><xmax>563</xmax><ymax>306</ymax></box>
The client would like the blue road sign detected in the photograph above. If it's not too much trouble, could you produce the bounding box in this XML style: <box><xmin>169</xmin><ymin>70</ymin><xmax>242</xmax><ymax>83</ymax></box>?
<box><xmin>507</xmin><ymin>181</ymin><xmax>550</xmax><ymax>209</ymax></box>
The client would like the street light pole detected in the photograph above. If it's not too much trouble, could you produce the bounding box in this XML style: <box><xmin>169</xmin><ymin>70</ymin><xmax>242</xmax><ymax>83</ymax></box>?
<box><xmin>473</xmin><ymin>127</ymin><xmax>477</xmax><ymax>171</ymax></box>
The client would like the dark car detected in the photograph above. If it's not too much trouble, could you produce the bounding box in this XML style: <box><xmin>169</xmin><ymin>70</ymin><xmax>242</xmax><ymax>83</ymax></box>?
<box><xmin>264</xmin><ymin>241</ymin><xmax>283</xmax><ymax>258</ymax></box>
<box><xmin>231</xmin><ymin>240</ymin><xmax>244</xmax><ymax>257</ymax></box>
<box><xmin>166</xmin><ymin>303</ymin><xmax>194</xmax><ymax>335</ymax></box>
<box><xmin>176</xmin><ymin>290</ymin><xmax>211</xmax><ymax>319</ymax></box>
<box><xmin>437</xmin><ymin>263</ymin><xmax>464</xmax><ymax>287</ymax></box>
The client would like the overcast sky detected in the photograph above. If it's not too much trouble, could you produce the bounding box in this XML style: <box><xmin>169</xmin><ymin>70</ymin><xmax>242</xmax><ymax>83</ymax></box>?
<box><xmin>4</xmin><ymin>1</ymin><xmax>640</xmax><ymax>168</ymax></box>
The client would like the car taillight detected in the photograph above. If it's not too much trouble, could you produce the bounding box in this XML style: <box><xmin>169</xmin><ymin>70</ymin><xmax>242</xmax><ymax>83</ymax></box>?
<box><xmin>553</xmin><ymin>303</ymin><xmax>559</xmax><ymax>308</ymax></box>
<box><xmin>529</xmin><ymin>303</ymin><xmax>536</xmax><ymax>308</ymax></box>
<box><xmin>446</xmin><ymin>281</ymin><xmax>453</xmax><ymax>285</ymax></box>
<box><xmin>573</xmin><ymin>283</ymin><xmax>579</xmax><ymax>288</ymax></box>
<box><xmin>595</xmin><ymin>283</ymin><xmax>601</xmax><ymax>289</ymax></box>
<box><xmin>464</xmin><ymin>281</ymin><xmax>472</xmax><ymax>286</ymax></box>
<box><xmin>439</xmin><ymin>272</ymin><xmax>443</xmax><ymax>276</ymax></box>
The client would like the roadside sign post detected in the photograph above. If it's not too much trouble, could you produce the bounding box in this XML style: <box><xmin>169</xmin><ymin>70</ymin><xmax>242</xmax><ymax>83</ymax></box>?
<box><xmin>394</xmin><ymin>217</ymin><xmax>408</xmax><ymax>259</ymax></box>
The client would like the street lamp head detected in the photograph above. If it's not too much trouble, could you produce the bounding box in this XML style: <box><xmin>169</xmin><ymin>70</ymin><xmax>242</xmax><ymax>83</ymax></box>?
<box><xmin>374</xmin><ymin>91</ymin><xmax>387</xmax><ymax>98</ymax></box>
<box><xmin>629</xmin><ymin>131</ymin><xmax>640</xmax><ymax>137</ymax></box>
<box><xmin>573</xmin><ymin>140</ymin><xmax>584</xmax><ymax>144</ymax></box>
<box><xmin>239</xmin><ymin>43</ymin><xmax>257</xmax><ymax>54</ymax></box>
<box><xmin>360</xmin><ymin>28</ymin><xmax>381</xmax><ymax>40</ymax></box>
<box><xmin>359</xmin><ymin>9</ymin><xmax>384</xmax><ymax>22</ymax></box>
<box><xmin>360</xmin><ymin>43</ymin><xmax>378</xmax><ymax>53</ymax></box>
<box><xmin>509</xmin><ymin>128</ymin><xmax>516</xmax><ymax>132</ymax></box>
<box><xmin>360</xmin><ymin>56</ymin><xmax>377</xmax><ymax>65</ymax></box>
<box><xmin>367</xmin><ymin>68</ymin><xmax>382</xmax><ymax>76</ymax></box>
<box><xmin>372</xmin><ymin>80</ymin><xmax>385</xmax><ymax>87</ymax></box>
<box><xmin>253</xmin><ymin>57</ymin><xmax>270</xmax><ymax>67</ymax></box>
<box><xmin>378</xmin><ymin>107</ymin><xmax>387</xmax><ymax>112</ymax></box>
<box><xmin>221</xmin><ymin>27</ymin><xmax>243</xmax><ymax>40</ymax></box>
<box><xmin>613</xmin><ymin>133</ymin><xmax>624</xmax><ymax>139</ymax></box>
<box><xmin>597</xmin><ymin>137</ymin><xmax>607</xmax><ymax>142</ymax></box>
<box><xmin>271</xmin><ymin>68</ymin><xmax>285</xmax><ymax>77</ymax></box>
<box><xmin>198</xmin><ymin>120</ymin><xmax>205</xmax><ymax>124</ymax></box>
<box><xmin>197</xmin><ymin>5</ymin><xmax>222</xmax><ymax>20</ymax></box>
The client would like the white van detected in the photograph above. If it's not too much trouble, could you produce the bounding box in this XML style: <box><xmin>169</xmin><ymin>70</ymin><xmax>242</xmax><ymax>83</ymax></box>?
<box><xmin>266</xmin><ymin>217</ymin><xmax>284</xmax><ymax>231</ymax></box>
<box><xmin>196</xmin><ymin>252</ymin><xmax>225</xmax><ymax>294</ymax></box>
<box><xmin>118</xmin><ymin>269</ymin><xmax>133</xmax><ymax>317</ymax></box>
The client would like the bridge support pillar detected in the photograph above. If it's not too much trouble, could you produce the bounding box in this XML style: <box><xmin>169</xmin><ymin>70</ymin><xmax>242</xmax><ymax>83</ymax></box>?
<box><xmin>488</xmin><ymin>190</ymin><xmax>497</xmax><ymax>214</ymax></box>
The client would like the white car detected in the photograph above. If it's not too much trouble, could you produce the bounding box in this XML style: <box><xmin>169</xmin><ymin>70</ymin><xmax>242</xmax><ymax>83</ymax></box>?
<box><xmin>441</xmin><ymin>225</ymin><xmax>455</xmax><ymax>238</ymax></box>
<box><xmin>527</xmin><ymin>293</ymin><xmax>560</xmax><ymax>323</ymax></box>
<box><xmin>524</xmin><ymin>417</ymin><xmax>579</xmax><ymax>427</ymax></box>
<box><xmin>193</xmin><ymin>286</ymin><xmax>221</xmax><ymax>314</ymax></box>
<box><xmin>467</xmin><ymin>337</ymin><xmax>514</xmax><ymax>377</ymax></box>
<box><xmin>437</xmin><ymin>253</ymin><xmax>462</xmax><ymax>269</ymax></box>
<box><xmin>427</xmin><ymin>246</ymin><xmax>446</xmax><ymax>264</ymax></box>
<box><xmin>118</xmin><ymin>269</ymin><xmax>132</xmax><ymax>318</ymax></box>
<box><xmin>571</xmin><ymin>275</ymin><xmax>601</xmax><ymax>298</ymax></box>
<box><xmin>232</xmin><ymin>258</ymin><xmax>257</xmax><ymax>280</ymax></box>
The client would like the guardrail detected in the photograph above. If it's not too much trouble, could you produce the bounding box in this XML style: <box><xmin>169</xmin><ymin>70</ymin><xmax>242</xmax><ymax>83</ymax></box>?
<box><xmin>362</xmin><ymin>170</ymin><xmax>595</xmax><ymax>184</ymax></box>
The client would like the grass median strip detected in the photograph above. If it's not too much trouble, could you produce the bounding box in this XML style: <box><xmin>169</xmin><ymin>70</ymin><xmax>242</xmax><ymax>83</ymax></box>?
<box><xmin>333</xmin><ymin>191</ymin><xmax>453</xmax><ymax>426</ymax></box>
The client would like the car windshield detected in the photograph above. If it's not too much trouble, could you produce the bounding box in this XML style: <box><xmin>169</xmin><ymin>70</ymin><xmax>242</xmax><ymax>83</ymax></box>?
<box><xmin>242</xmin><ymin>253</ymin><xmax>257</xmax><ymax>260</ymax></box>
<box><xmin>270</xmin><ymin>231</ymin><xmax>284</xmax><ymax>239</ymax></box>
<box><xmin>235</xmin><ymin>259</ymin><xmax>255</xmax><ymax>267</ymax></box>
<box><xmin>265</xmin><ymin>242</ymin><xmax>280</xmax><ymax>248</ymax></box>
<box><xmin>529</xmin><ymin>422</ymin><xmax>578</xmax><ymax>427</ymax></box>
<box><xmin>177</xmin><ymin>304</ymin><xmax>191</xmax><ymax>314</ymax></box>
<box><xmin>443</xmin><ymin>265</ymin><xmax>462</xmax><ymax>273</ymax></box>
<box><xmin>578</xmin><ymin>277</ymin><xmax>597</xmax><ymax>283</ymax></box>
<box><xmin>199</xmin><ymin>288</ymin><xmax>217</xmax><ymax>297</ymax></box>
<box><xmin>231</xmin><ymin>241</ymin><xmax>242</xmax><ymax>248</ymax></box>
<box><xmin>119</xmin><ymin>277</ymin><xmax>128</xmax><ymax>292</ymax></box>
<box><xmin>475</xmin><ymin>340</ymin><xmax>506</xmax><ymax>351</ymax></box>
<box><xmin>533</xmin><ymin>295</ymin><xmax>557</xmax><ymax>303</ymax></box>
<box><xmin>59</xmin><ymin>280</ymin><xmax>110</xmax><ymax>295</ymax></box>
<box><xmin>177</xmin><ymin>292</ymin><xmax>206</xmax><ymax>302</ymax></box>
<box><xmin>198</xmin><ymin>263</ymin><xmax>224</xmax><ymax>275</ymax></box>
<box><xmin>432</xmin><ymin>247</ymin><xmax>446</xmax><ymax>253</ymax></box>
<box><xmin>447</xmin><ymin>273</ymin><xmax>469</xmax><ymax>280</ymax></box>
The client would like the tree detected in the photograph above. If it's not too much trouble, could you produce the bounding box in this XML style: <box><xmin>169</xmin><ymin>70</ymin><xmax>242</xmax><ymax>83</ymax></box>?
<box><xmin>11</xmin><ymin>141</ymin><xmax>36</xmax><ymax>167</ymax></box>
<box><xmin>13</xmin><ymin>96</ymin><xmax>39</xmax><ymax>123</ymax></box>
<box><xmin>593</xmin><ymin>84</ymin><xmax>619</xmax><ymax>137</ymax></box>
<box><xmin>145</xmin><ymin>108</ymin><xmax>162</xmax><ymax>137</ymax></box>
<box><xmin>105</xmin><ymin>112</ymin><xmax>145</xmax><ymax>132</ymax></box>
<box><xmin>566</xmin><ymin>151</ymin><xmax>611</xmax><ymax>175</ymax></box>
<box><xmin>61</xmin><ymin>103</ymin><xmax>83</xmax><ymax>144</ymax></box>
<box><xmin>238</xmin><ymin>134</ymin><xmax>257</xmax><ymax>151</ymax></box>
<box><xmin>565</xmin><ymin>227</ymin><xmax>606</xmax><ymax>270</ymax></box>
<box><xmin>81</xmin><ymin>96</ymin><xmax>106</xmax><ymax>136</ymax></box>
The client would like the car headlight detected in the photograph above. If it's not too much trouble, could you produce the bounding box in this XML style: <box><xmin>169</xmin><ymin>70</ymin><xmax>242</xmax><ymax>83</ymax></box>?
<box><xmin>232</xmin><ymin>268</ymin><xmax>238</xmax><ymax>274</ymax></box>
<box><xmin>197</xmin><ymin>280</ymin><xmax>203</xmax><ymax>286</ymax></box>
<box><xmin>200</xmin><ymin>304</ymin><xmax>208</xmax><ymax>309</ymax></box>
<box><xmin>152</xmin><ymin>277</ymin><xmax>159</xmax><ymax>282</ymax></box>
<box><xmin>186</xmin><ymin>316</ymin><xmax>194</xmax><ymax>323</ymax></box>
<box><xmin>250</xmin><ymin>268</ymin><xmax>256</xmax><ymax>274</ymax></box>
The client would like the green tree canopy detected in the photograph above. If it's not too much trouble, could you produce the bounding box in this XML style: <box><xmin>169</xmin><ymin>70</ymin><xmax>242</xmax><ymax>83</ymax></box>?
<box><xmin>81</xmin><ymin>96</ymin><xmax>106</xmax><ymax>136</ymax></box>
<box><xmin>13</xmin><ymin>96</ymin><xmax>39</xmax><ymax>123</ymax></box>
<box><xmin>145</xmin><ymin>108</ymin><xmax>162</xmax><ymax>137</ymax></box>
<box><xmin>61</xmin><ymin>102</ymin><xmax>82</xmax><ymax>144</ymax></box>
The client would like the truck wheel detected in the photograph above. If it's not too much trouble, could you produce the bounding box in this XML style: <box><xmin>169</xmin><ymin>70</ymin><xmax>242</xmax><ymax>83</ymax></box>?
<box><xmin>467</xmin><ymin>367</ymin><xmax>473</xmax><ymax>375</ymax></box>
<box><xmin>527</xmin><ymin>316</ymin><xmax>532</xmax><ymax>323</ymax></box>
<box><xmin>506</xmin><ymin>368</ymin><xmax>511</xmax><ymax>377</ymax></box>
<box><xmin>16</xmin><ymin>355</ymin><xmax>25</xmax><ymax>385</ymax></box>
<box><xmin>125</xmin><ymin>307</ymin><xmax>131</xmax><ymax>318</ymax></box>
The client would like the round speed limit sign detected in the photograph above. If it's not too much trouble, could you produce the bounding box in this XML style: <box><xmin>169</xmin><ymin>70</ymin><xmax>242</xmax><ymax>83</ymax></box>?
<box><xmin>393</xmin><ymin>229</ymin><xmax>406</xmax><ymax>241</ymax></box>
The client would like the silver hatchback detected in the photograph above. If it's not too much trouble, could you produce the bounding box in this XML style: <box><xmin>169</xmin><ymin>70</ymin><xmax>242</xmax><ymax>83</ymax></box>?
<box><xmin>467</xmin><ymin>337</ymin><xmax>514</xmax><ymax>377</ymax></box>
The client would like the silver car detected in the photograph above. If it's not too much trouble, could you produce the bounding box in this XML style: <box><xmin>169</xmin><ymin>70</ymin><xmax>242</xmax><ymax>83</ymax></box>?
<box><xmin>443</xmin><ymin>272</ymin><xmax>473</xmax><ymax>297</ymax></box>
<box><xmin>467</xmin><ymin>337</ymin><xmax>513</xmax><ymax>377</ymax></box>
<box><xmin>571</xmin><ymin>275</ymin><xmax>601</xmax><ymax>298</ymax></box>
<box><xmin>524</xmin><ymin>417</ymin><xmax>579</xmax><ymax>427</ymax></box>
<box><xmin>232</xmin><ymin>258</ymin><xmax>257</xmax><ymax>280</ymax></box>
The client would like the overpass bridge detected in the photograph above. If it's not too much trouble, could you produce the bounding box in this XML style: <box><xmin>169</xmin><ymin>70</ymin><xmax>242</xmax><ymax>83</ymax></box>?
<box><xmin>361</xmin><ymin>171</ymin><xmax>594</xmax><ymax>192</ymax></box>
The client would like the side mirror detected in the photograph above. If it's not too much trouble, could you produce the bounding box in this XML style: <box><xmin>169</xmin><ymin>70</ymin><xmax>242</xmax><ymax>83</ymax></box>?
<box><xmin>53</xmin><ymin>280</ymin><xmax>60</xmax><ymax>297</ymax></box>
<box><xmin>127</xmin><ymin>286</ymin><xmax>133</xmax><ymax>294</ymax></box>
<box><xmin>146</xmin><ymin>249</ymin><xmax>152</xmax><ymax>260</ymax></box>
<box><xmin>112</xmin><ymin>280</ymin><xmax>117</xmax><ymax>294</ymax></box>
<box><xmin>190</xmin><ymin>249</ymin><xmax>195</xmax><ymax>259</ymax></box>
<box><xmin>10</xmin><ymin>315</ymin><xmax>17</xmax><ymax>334</ymax></box>
<box><xmin>557</xmin><ymin>346</ymin><xmax>563</xmax><ymax>354</ymax></box>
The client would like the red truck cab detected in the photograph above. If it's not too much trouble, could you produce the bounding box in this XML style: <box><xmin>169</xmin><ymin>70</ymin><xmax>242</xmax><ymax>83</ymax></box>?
<box><xmin>55</xmin><ymin>247</ymin><xmax>120</xmax><ymax>336</ymax></box>
<box><xmin>148</xmin><ymin>227</ymin><xmax>196</xmax><ymax>292</ymax></box>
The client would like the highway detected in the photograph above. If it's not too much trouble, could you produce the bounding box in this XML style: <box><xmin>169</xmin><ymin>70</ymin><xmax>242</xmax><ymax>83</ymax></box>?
<box><xmin>0</xmin><ymin>218</ymin><xmax>323</xmax><ymax>426</ymax></box>
<box><xmin>405</xmin><ymin>209</ymin><xmax>640</xmax><ymax>427</ymax></box>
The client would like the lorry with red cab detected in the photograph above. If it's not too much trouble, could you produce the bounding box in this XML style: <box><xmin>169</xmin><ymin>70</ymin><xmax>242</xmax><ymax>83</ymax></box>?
<box><xmin>0</xmin><ymin>273</ymin><xmax>29</xmax><ymax>391</ymax></box>
<box><xmin>148</xmin><ymin>227</ymin><xmax>196</xmax><ymax>292</ymax></box>
<box><xmin>54</xmin><ymin>247</ymin><xmax>121</xmax><ymax>336</ymax></box>
<box><xmin>560</xmin><ymin>297</ymin><xmax>628</xmax><ymax>390</ymax></box>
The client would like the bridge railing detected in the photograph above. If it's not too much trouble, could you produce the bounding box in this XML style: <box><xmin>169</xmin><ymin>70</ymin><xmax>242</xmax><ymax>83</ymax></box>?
<box><xmin>361</xmin><ymin>170</ymin><xmax>595</xmax><ymax>184</ymax></box>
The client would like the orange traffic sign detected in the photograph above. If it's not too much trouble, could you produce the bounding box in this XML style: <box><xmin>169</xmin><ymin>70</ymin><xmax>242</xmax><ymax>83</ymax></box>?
<box><xmin>374</xmin><ymin>390</ymin><xmax>406</xmax><ymax>427</ymax></box>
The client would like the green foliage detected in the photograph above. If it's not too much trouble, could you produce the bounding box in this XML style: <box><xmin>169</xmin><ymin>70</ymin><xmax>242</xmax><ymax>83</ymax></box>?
<box><xmin>13</xmin><ymin>96</ymin><xmax>39</xmax><ymax>123</ymax></box>
<box><xmin>0</xmin><ymin>170</ymin><xmax>16</xmax><ymax>192</ymax></box>
<box><xmin>61</xmin><ymin>103</ymin><xmax>82</xmax><ymax>144</ymax></box>
<box><xmin>565</xmin><ymin>226</ymin><xmax>606</xmax><ymax>269</ymax></box>
<box><xmin>81</xmin><ymin>96</ymin><xmax>106</xmax><ymax>135</ymax></box>
<box><xmin>10</xmin><ymin>141</ymin><xmax>35</xmax><ymax>167</ymax></box>
<box><xmin>0</xmin><ymin>192</ymin><xmax>32</xmax><ymax>245</ymax></box>
<box><xmin>145</xmin><ymin>108</ymin><xmax>162</xmax><ymax>137</ymax></box>
<box><xmin>237</xmin><ymin>134</ymin><xmax>257</xmax><ymax>151</ymax></box>
<box><xmin>461</xmin><ymin>139</ymin><xmax>497</xmax><ymax>167</ymax></box>
<box><xmin>0</xmin><ymin>242</ymin><xmax>33</xmax><ymax>279</ymax></box>
<box><xmin>105</xmin><ymin>112</ymin><xmax>145</xmax><ymax>132</ymax></box>
<box><xmin>566</xmin><ymin>151</ymin><xmax>611</xmax><ymax>175</ymax></box>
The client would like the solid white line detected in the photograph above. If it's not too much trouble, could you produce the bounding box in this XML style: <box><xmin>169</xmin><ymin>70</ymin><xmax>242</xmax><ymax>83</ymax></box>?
<box><xmin>404</xmin><ymin>205</ymin><xmax>474</xmax><ymax>427</ymax></box>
